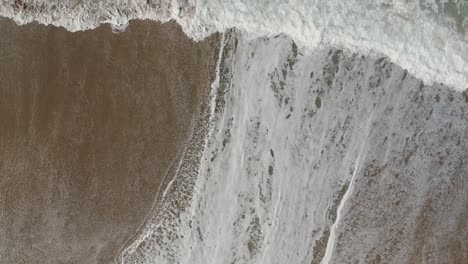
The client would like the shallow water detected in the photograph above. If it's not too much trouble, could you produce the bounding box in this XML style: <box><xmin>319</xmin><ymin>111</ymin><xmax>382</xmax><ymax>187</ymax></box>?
<box><xmin>121</xmin><ymin>32</ymin><xmax>468</xmax><ymax>264</ymax></box>
<box><xmin>0</xmin><ymin>1</ymin><xmax>467</xmax><ymax>264</ymax></box>
<box><xmin>2</xmin><ymin>0</ymin><xmax>468</xmax><ymax>90</ymax></box>
<box><xmin>0</xmin><ymin>19</ymin><xmax>219</xmax><ymax>264</ymax></box>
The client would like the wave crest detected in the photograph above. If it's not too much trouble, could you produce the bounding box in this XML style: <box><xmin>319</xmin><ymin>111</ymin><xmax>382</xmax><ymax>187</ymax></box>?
<box><xmin>1</xmin><ymin>0</ymin><xmax>467</xmax><ymax>90</ymax></box>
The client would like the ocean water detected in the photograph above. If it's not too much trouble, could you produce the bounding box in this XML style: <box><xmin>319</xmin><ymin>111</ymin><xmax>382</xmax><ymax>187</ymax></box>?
<box><xmin>120</xmin><ymin>32</ymin><xmax>468</xmax><ymax>264</ymax></box>
<box><xmin>1</xmin><ymin>0</ymin><xmax>468</xmax><ymax>90</ymax></box>
<box><xmin>1</xmin><ymin>1</ymin><xmax>467</xmax><ymax>263</ymax></box>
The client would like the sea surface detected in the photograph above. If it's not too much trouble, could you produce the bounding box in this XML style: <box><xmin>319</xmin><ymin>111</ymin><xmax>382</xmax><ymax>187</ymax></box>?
<box><xmin>0</xmin><ymin>1</ymin><xmax>467</xmax><ymax>264</ymax></box>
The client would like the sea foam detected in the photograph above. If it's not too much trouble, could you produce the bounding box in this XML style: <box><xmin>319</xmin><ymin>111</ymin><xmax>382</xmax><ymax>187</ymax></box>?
<box><xmin>2</xmin><ymin>2</ymin><xmax>466</xmax><ymax>263</ymax></box>
<box><xmin>120</xmin><ymin>33</ymin><xmax>468</xmax><ymax>263</ymax></box>
<box><xmin>1</xmin><ymin>0</ymin><xmax>467</xmax><ymax>90</ymax></box>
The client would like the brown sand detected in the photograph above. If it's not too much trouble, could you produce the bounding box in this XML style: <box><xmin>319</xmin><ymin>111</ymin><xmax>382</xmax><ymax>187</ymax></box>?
<box><xmin>0</xmin><ymin>19</ymin><xmax>220</xmax><ymax>263</ymax></box>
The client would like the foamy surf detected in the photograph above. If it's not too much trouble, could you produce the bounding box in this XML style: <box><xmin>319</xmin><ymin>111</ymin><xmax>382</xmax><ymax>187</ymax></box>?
<box><xmin>2</xmin><ymin>1</ymin><xmax>467</xmax><ymax>263</ymax></box>
<box><xmin>119</xmin><ymin>31</ymin><xmax>468</xmax><ymax>263</ymax></box>
<box><xmin>1</xmin><ymin>0</ymin><xmax>467</xmax><ymax>90</ymax></box>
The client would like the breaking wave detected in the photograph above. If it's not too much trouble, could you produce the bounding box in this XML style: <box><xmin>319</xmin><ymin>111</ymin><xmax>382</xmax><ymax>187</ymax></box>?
<box><xmin>1</xmin><ymin>0</ymin><xmax>467</xmax><ymax>90</ymax></box>
<box><xmin>2</xmin><ymin>1</ymin><xmax>467</xmax><ymax>263</ymax></box>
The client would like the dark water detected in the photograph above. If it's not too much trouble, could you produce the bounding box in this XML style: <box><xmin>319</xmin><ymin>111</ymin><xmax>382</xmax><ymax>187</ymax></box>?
<box><xmin>0</xmin><ymin>19</ymin><xmax>219</xmax><ymax>263</ymax></box>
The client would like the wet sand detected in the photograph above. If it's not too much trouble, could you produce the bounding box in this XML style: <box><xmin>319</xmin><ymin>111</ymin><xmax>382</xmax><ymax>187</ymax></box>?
<box><xmin>0</xmin><ymin>19</ymin><xmax>219</xmax><ymax>263</ymax></box>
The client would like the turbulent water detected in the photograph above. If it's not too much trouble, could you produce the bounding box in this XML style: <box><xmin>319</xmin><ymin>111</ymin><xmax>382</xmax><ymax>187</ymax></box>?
<box><xmin>120</xmin><ymin>32</ymin><xmax>467</xmax><ymax>264</ymax></box>
<box><xmin>1</xmin><ymin>0</ymin><xmax>468</xmax><ymax>90</ymax></box>
<box><xmin>1</xmin><ymin>1</ymin><xmax>467</xmax><ymax>263</ymax></box>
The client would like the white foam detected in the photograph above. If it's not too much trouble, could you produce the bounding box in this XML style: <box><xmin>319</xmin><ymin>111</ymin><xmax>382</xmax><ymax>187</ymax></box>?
<box><xmin>121</xmin><ymin>32</ymin><xmax>468</xmax><ymax>263</ymax></box>
<box><xmin>2</xmin><ymin>1</ymin><xmax>467</xmax><ymax>263</ymax></box>
<box><xmin>1</xmin><ymin>0</ymin><xmax>467</xmax><ymax>90</ymax></box>
<box><xmin>321</xmin><ymin>112</ymin><xmax>371</xmax><ymax>264</ymax></box>
<box><xmin>187</xmin><ymin>0</ymin><xmax>468</xmax><ymax>91</ymax></box>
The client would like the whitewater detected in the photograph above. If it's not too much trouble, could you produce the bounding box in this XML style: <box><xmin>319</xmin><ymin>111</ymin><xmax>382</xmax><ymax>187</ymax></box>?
<box><xmin>1</xmin><ymin>0</ymin><xmax>467</xmax><ymax>91</ymax></box>
<box><xmin>2</xmin><ymin>1</ymin><xmax>467</xmax><ymax>264</ymax></box>
<box><xmin>118</xmin><ymin>31</ymin><xmax>467</xmax><ymax>263</ymax></box>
